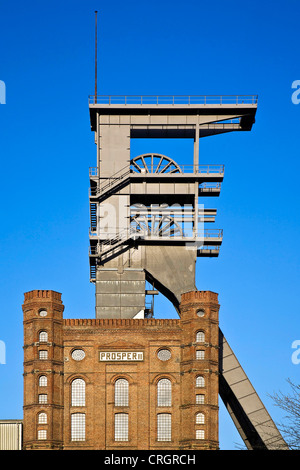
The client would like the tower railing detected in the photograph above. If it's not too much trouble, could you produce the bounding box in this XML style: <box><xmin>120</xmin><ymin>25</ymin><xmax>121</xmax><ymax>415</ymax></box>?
<box><xmin>89</xmin><ymin>228</ymin><xmax>223</xmax><ymax>254</ymax></box>
<box><xmin>89</xmin><ymin>164</ymin><xmax>224</xmax><ymax>197</ymax></box>
<box><xmin>88</xmin><ymin>95</ymin><xmax>258</xmax><ymax>105</ymax></box>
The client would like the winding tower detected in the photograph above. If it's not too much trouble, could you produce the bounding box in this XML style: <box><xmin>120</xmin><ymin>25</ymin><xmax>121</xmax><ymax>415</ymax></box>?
<box><xmin>88</xmin><ymin>95</ymin><xmax>251</xmax><ymax>318</ymax></box>
<box><xmin>87</xmin><ymin>95</ymin><xmax>288</xmax><ymax>450</ymax></box>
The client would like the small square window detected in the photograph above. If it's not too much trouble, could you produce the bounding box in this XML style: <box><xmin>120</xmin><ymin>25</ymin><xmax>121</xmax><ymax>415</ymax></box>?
<box><xmin>196</xmin><ymin>350</ymin><xmax>205</xmax><ymax>360</ymax></box>
<box><xmin>196</xmin><ymin>429</ymin><xmax>205</xmax><ymax>440</ymax></box>
<box><xmin>39</xmin><ymin>394</ymin><xmax>47</xmax><ymax>404</ymax></box>
<box><xmin>196</xmin><ymin>394</ymin><xmax>205</xmax><ymax>404</ymax></box>
<box><xmin>38</xmin><ymin>429</ymin><xmax>47</xmax><ymax>440</ymax></box>
<box><xmin>39</xmin><ymin>350</ymin><xmax>48</xmax><ymax>360</ymax></box>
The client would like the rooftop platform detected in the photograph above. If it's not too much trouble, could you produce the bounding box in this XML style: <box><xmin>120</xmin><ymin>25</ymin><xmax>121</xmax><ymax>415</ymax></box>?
<box><xmin>88</xmin><ymin>95</ymin><xmax>258</xmax><ymax>134</ymax></box>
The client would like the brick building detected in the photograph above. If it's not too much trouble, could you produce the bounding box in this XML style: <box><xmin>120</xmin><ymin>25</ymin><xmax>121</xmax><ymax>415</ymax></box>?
<box><xmin>23</xmin><ymin>289</ymin><xmax>219</xmax><ymax>450</ymax></box>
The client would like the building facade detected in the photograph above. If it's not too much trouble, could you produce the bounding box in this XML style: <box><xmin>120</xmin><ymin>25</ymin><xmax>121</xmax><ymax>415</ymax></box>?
<box><xmin>23</xmin><ymin>289</ymin><xmax>219</xmax><ymax>450</ymax></box>
<box><xmin>21</xmin><ymin>94</ymin><xmax>288</xmax><ymax>451</ymax></box>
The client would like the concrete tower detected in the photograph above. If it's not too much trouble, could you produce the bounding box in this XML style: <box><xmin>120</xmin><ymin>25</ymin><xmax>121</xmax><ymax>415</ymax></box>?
<box><xmin>88</xmin><ymin>95</ymin><xmax>255</xmax><ymax>318</ymax></box>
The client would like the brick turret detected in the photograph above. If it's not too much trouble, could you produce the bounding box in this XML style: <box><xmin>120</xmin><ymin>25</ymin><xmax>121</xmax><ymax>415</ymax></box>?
<box><xmin>23</xmin><ymin>290</ymin><xmax>64</xmax><ymax>450</ymax></box>
<box><xmin>179</xmin><ymin>290</ymin><xmax>220</xmax><ymax>449</ymax></box>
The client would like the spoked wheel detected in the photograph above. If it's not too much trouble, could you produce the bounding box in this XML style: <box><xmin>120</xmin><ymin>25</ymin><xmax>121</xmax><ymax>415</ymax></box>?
<box><xmin>131</xmin><ymin>154</ymin><xmax>182</xmax><ymax>174</ymax></box>
<box><xmin>130</xmin><ymin>204</ymin><xmax>184</xmax><ymax>238</ymax></box>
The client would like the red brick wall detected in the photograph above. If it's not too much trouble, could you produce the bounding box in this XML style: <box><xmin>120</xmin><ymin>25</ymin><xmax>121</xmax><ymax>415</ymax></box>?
<box><xmin>23</xmin><ymin>290</ymin><xmax>219</xmax><ymax>450</ymax></box>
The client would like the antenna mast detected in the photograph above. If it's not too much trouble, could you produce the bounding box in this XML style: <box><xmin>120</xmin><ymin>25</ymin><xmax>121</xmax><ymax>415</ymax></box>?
<box><xmin>95</xmin><ymin>10</ymin><xmax>98</xmax><ymax>104</ymax></box>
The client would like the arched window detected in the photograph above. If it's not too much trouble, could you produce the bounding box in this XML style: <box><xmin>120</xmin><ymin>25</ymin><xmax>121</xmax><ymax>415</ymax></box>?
<box><xmin>71</xmin><ymin>413</ymin><xmax>85</xmax><ymax>441</ymax></box>
<box><xmin>38</xmin><ymin>412</ymin><xmax>47</xmax><ymax>424</ymax></box>
<box><xmin>196</xmin><ymin>375</ymin><xmax>205</xmax><ymax>388</ymax></box>
<box><xmin>114</xmin><ymin>413</ymin><xmax>128</xmax><ymax>441</ymax></box>
<box><xmin>39</xmin><ymin>375</ymin><xmax>47</xmax><ymax>387</ymax></box>
<box><xmin>71</xmin><ymin>378</ymin><xmax>86</xmax><ymax>406</ymax></box>
<box><xmin>196</xmin><ymin>412</ymin><xmax>205</xmax><ymax>424</ymax></box>
<box><xmin>157</xmin><ymin>413</ymin><xmax>171</xmax><ymax>441</ymax></box>
<box><xmin>196</xmin><ymin>331</ymin><xmax>205</xmax><ymax>343</ymax></box>
<box><xmin>157</xmin><ymin>378</ymin><xmax>172</xmax><ymax>407</ymax></box>
<box><xmin>39</xmin><ymin>331</ymin><xmax>48</xmax><ymax>343</ymax></box>
<box><xmin>115</xmin><ymin>379</ymin><xmax>129</xmax><ymax>406</ymax></box>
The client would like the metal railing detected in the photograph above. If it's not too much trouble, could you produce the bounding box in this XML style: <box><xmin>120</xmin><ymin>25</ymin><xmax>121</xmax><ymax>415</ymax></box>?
<box><xmin>89</xmin><ymin>164</ymin><xmax>131</xmax><ymax>196</ymax></box>
<box><xmin>89</xmin><ymin>164</ymin><xmax>224</xmax><ymax>196</ymax></box>
<box><xmin>89</xmin><ymin>228</ymin><xmax>223</xmax><ymax>252</ymax></box>
<box><xmin>89</xmin><ymin>164</ymin><xmax>224</xmax><ymax>178</ymax></box>
<box><xmin>198</xmin><ymin>245</ymin><xmax>220</xmax><ymax>252</ymax></box>
<box><xmin>199</xmin><ymin>183</ymin><xmax>222</xmax><ymax>189</ymax></box>
<box><xmin>89</xmin><ymin>95</ymin><xmax>258</xmax><ymax>105</ymax></box>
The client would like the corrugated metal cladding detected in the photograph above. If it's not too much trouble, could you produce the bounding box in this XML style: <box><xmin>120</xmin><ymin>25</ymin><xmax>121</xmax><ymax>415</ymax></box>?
<box><xmin>0</xmin><ymin>421</ymin><xmax>22</xmax><ymax>450</ymax></box>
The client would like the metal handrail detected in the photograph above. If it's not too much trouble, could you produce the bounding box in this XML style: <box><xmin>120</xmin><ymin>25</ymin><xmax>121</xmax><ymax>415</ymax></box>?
<box><xmin>89</xmin><ymin>164</ymin><xmax>224</xmax><ymax>177</ymax></box>
<box><xmin>89</xmin><ymin>242</ymin><xmax>222</xmax><ymax>256</ymax></box>
<box><xmin>130</xmin><ymin>164</ymin><xmax>224</xmax><ymax>174</ymax></box>
<box><xmin>88</xmin><ymin>95</ymin><xmax>258</xmax><ymax>105</ymax></box>
<box><xmin>198</xmin><ymin>245</ymin><xmax>220</xmax><ymax>251</ymax></box>
<box><xmin>199</xmin><ymin>183</ymin><xmax>222</xmax><ymax>189</ymax></box>
<box><xmin>89</xmin><ymin>164</ymin><xmax>224</xmax><ymax>196</ymax></box>
<box><xmin>89</xmin><ymin>228</ymin><xmax>223</xmax><ymax>246</ymax></box>
<box><xmin>89</xmin><ymin>227</ymin><xmax>223</xmax><ymax>259</ymax></box>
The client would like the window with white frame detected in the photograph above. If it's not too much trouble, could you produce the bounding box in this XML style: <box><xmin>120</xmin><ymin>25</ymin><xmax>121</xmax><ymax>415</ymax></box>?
<box><xmin>115</xmin><ymin>378</ymin><xmax>129</xmax><ymax>407</ymax></box>
<box><xmin>38</xmin><ymin>429</ymin><xmax>47</xmax><ymax>440</ymax></box>
<box><xmin>157</xmin><ymin>413</ymin><xmax>171</xmax><ymax>442</ymax></box>
<box><xmin>39</xmin><ymin>350</ymin><xmax>48</xmax><ymax>360</ymax></box>
<box><xmin>38</xmin><ymin>394</ymin><xmax>47</xmax><ymax>404</ymax></box>
<box><xmin>196</xmin><ymin>350</ymin><xmax>205</xmax><ymax>360</ymax></box>
<box><xmin>71</xmin><ymin>378</ymin><xmax>86</xmax><ymax>407</ymax></box>
<box><xmin>39</xmin><ymin>375</ymin><xmax>47</xmax><ymax>387</ymax></box>
<box><xmin>71</xmin><ymin>413</ymin><xmax>85</xmax><ymax>441</ymax></box>
<box><xmin>196</xmin><ymin>375</ymin><xmax>205</xmax><ymax>388</ymax></box>
<box><xmin>196</xmin><ymin>429</ymin><xmax>205</xmax><ymax>440</ymax></box>
<box><xmin>196</xmin><ymin>412</ymin><xmax>205</xmax><ymax>424</ymax></box>
<box><xmin>39</xmin><ymin>331</ymin><xmax>48</xmax><ymax>343</ymax></box>
<box><xmin>114</xmin><ymin>413</ymin><xmax>128</xmax><ymax>441</ymax></box>
<box><xmin>196</xmin><ymin>394</ymin><xmax>205</xmax><ymax>404</ymax></box>
<box><xmin>196</xmin><ymin>331</ymin><xmax>205</xmax><ymax>343</ymax></box>
<box><xmin>157</xmin><ymin>378</ymin><xmax>172</xmax><ymax>407</ymax></box>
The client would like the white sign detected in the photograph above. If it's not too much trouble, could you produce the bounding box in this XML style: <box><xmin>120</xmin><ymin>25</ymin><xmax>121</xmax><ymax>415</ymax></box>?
<box><xmin>99</xmin><ymin>351</ymin><xmax>144</xmax><ymax>362</ymax></box>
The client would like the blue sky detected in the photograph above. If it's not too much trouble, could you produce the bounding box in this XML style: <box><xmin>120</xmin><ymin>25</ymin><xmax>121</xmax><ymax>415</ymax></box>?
<box><xmin>0</xmin><ymin>0</ymin><xmax>299</xmax><ymax>450</ymax></box>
